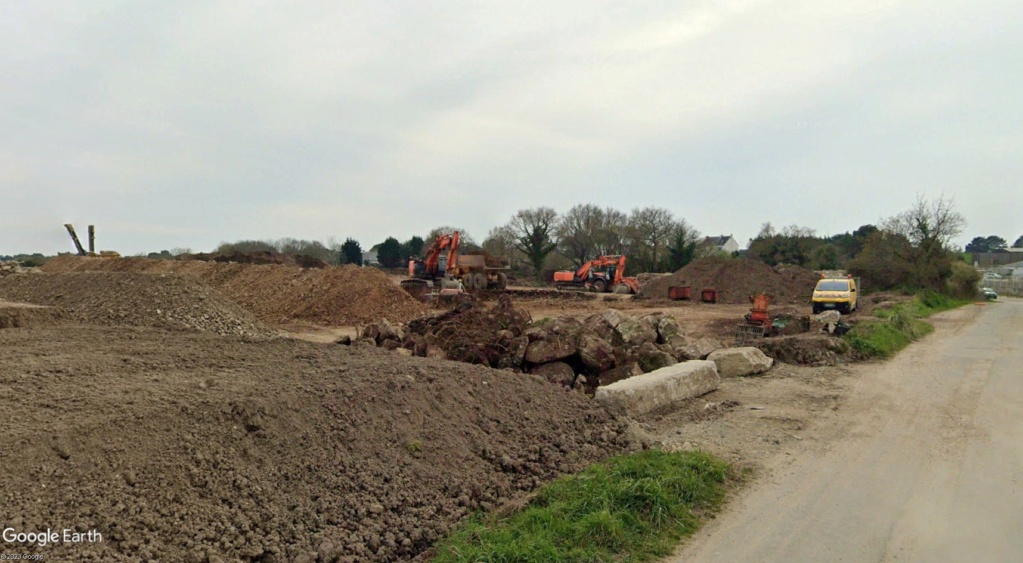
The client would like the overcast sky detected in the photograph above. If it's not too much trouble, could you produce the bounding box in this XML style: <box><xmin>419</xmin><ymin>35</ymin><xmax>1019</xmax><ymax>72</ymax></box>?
<box><xmin>2</xmin><ymin>0</ymin><xmax>1021</xmax><ymax>256</ymax></box>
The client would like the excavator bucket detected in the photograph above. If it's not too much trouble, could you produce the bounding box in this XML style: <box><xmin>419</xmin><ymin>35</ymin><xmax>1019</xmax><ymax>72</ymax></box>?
<box><xmin>734</xmin><ymin>323</ymin><xmax>767</xmax><ymax>345</ymax></box>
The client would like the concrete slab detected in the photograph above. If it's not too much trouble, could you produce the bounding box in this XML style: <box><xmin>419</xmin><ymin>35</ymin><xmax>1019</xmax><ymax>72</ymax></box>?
<box><xmin>594</xmin><ymin>360</ymin><xmax>720</xmax><ymax>416</ymax></box>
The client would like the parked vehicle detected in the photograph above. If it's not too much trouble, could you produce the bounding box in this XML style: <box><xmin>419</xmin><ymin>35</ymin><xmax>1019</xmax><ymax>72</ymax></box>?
<box><xmin>812</xmin><ymin>276</ymin><xmax>859</xmax><ymax>314</ymax></box>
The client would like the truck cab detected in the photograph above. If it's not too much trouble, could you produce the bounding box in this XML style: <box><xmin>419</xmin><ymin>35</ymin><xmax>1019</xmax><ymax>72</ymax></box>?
<box><xmin>812</xmin><ymin>277</ymin><xmax>858</xmax><ymax>314</ymax></box>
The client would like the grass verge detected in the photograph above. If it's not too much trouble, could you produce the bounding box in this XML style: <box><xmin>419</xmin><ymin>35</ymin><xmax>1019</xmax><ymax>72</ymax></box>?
<box><xmin>845</xmin><ymin>291</ymin><xmax>970</xmax><ymax>359</ymax></box>
<box><xmin>432</xmin><ymin>450</ymin><xmax>731</xmax><ymax>562</ymax></box>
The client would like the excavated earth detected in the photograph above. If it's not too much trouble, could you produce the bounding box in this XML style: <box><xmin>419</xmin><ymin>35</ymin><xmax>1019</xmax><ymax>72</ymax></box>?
<box><xmin>0</xmin><ymin>272</ymin><xmax>272</xmax><ymax>337</ymax></box>
<box><xmin>41</xmin><ymin>256</ymin><xmax>427</xmax><ymax>325</ymax></box>
<box><xmin>641</xmin><ymin>257</ymin><xmax>821</xmax><ymax>305</ymax></box>
<box><xmin>0</xmin><ymin>324</ymin><xmax>626</xmax><ymax>562</ymax></box>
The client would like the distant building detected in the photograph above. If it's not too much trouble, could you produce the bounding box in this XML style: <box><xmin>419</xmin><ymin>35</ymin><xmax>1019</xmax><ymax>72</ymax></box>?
<box><xmin>702</xmin><ymin>235</ymin><xmax>740</xmax><ymax>254</ymax></box>
<box><xmin>361</xmin><ymin>250</ymin><xmax>380</xmax><ymax>266</ymax></box>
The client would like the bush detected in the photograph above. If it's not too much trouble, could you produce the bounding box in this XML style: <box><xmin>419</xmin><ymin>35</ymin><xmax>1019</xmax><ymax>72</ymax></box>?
<box><xmin>946</xmin><ymin>261</ymin><xmax>981</xmax><ymax>298</ymax></box>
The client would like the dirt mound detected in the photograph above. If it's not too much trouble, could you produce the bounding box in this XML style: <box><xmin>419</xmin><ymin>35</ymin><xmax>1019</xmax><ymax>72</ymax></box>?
<box><xmin>182</xmin><ymin>250</ymin><xmax>329</xmax><ymax>269</ymax></box>
<box><xmin>0</xmin><ymin>261</ymin><xmax>44</xmax><ymax>277</ymax></box>
<box><xmin>43</xmin><ymin>255</ymin><xmax>428</xmax><ymax>325</ymax></box>
<box><xmin>640</xmin><ymin>257</ymin><xmax>820</xmax><ymax>305</ymax></box>
<box><xmin>0</xmin><ymin>325</ymin><xmax>626</xmax><ymax>561</ymax></box>
<box><xmin>754</xmin><ymin>334</ymin><xmax>851</xmax><ymax>366</ymax></box>
<box><xmin>0</xmin><ymin>300</ymin><xmax>67</xmax><ymax>328</ymax></box>
<box><xmin>403</xmin><ymin>295</ymin><xmax>533</xmax><ymax>365</ymax></box>
<box><xmin>0</xmin><ymin>272</ymin><xmax>272</xmax><ymax>337</ymax></box>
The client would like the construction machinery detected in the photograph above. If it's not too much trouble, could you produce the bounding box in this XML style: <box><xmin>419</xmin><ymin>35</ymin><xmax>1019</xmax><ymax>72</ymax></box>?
<box><xmin>735</xmin><ymin>293</ymin><xmax>775</xmax><ymax>345</ymax></box>
<box><xmin>64</xmin><ymin>224</ymin><xmax>120</xmax><ymax>258</ymax></box>
<box><xmin>402</xmin><ymin>231</ymin><xmax>509</xmax><ymax>296</ymax></box>
<box><xmin>553</xmin><ymin>255</ymin><xmax>640</xmax><ymax>294</ymax></box>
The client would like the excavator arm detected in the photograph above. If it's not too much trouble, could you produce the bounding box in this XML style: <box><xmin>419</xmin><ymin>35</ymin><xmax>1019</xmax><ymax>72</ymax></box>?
<box><xmin>421</xmin><ymin>231</ymin><xmax>461</xmax><ymax>277</ymax></box>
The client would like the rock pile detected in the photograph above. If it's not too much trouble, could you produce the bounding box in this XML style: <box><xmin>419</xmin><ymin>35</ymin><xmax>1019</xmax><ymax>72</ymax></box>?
<box><xmin>362</xmin><ymin>296</ymin><xmax>729</xmax><ymax>391</ymax></box>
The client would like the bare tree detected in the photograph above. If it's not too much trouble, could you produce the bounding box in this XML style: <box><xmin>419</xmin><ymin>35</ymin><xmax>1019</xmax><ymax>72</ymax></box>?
<box><xmin>426</xmin><ymin>226</ymin><xmax>477</xmax><ymax>249</ymax></box>
<box><xmin>853</xmin><ymin>195</ymin><xmax>967</xmax><ymax>290</ymax></box>
<box><xmin>556</xmin><ymin>204</ymin><xmax>604</xmax><ymax>266</ymax></box>
<box><xmin>593</xmin><ymin>207</ymin><xmax>628</xmax><ymax>257</ymax></box>
<box><xmin>627</xmin><ymin>207</ymin><xmax>676</xmax><ymax>272</ymax></box>
<box><xmin>507</xmin><ymin>207</ymin><xmax>560</xmax><ymax>279</ymax></box>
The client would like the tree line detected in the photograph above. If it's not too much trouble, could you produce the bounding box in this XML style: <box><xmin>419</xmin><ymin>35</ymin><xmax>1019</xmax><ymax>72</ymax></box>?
<box><xmin>198</xmin><ymin>195</ymin><xmax>1001</xmax><ymax>296</ymax></box>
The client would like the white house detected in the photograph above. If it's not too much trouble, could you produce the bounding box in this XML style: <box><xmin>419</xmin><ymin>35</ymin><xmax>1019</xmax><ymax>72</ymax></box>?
<box><xmin>361</xmin><ymin>250</ymin><xmax>380</xmax><ymax>266</ymax></box>
<box><xmin>702</xmin><ymin>235</ymin><xmax>740</xmax><ymax>254</ymax></box>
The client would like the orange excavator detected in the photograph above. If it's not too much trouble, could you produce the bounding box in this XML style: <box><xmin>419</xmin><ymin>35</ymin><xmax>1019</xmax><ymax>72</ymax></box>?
<box><xmin>402</xmin><ymin>232</ymin><xmax>509</xmax><ymax>297</ymax></box>
<box><xmin>553</xmin><ymin>255</ymin><xmax>640</xmax><ymax>294</ymax></box>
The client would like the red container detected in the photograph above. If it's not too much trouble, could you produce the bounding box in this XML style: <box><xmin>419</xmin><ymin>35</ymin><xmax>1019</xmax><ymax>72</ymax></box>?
<box><xmin>668</xmin><ymin>286</ymin><xmax>692</xmax><ymax>300</ymax></box>
<box><xmin>701</xmin><ymin>288</ymin><xmax>718</xmax><ymax>303</ymax></box>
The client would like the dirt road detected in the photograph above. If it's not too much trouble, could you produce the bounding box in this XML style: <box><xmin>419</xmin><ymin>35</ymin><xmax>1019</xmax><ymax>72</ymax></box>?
<box><xmin>672</xmin><ymin>300</ymin><xmax>1022</xmax><ymax>562</ymax></box>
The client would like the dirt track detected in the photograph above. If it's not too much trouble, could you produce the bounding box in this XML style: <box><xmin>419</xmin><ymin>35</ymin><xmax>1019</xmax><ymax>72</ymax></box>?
<box><xmin>669</xmin><ymin>300</ymin><xmax>1022</xmax><ymax>562</ymax></box>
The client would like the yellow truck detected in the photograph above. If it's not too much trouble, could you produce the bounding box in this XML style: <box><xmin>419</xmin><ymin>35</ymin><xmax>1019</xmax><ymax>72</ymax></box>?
<box><xmin>812</xmin><ymin>276</ymin><xmax>859</xmax><ymax>314</ymax></box>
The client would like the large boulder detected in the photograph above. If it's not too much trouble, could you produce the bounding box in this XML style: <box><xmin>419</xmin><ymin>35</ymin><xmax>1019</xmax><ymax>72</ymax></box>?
<box><xmin>614</xmin><ymin>318</ymin><xmax>658</xmax><ymax>347</ymax></box>
<box><xmin>636</xmin><ymin>342</ymin><xmax>678</xmax><ymax>373</ymax></box>
<box><xmin>707</xmin><ymin>347</ymin><xmax>774</xmax><ymax>377</ymax></box>
<box><xmin>497</xmin><ymin>336</ymin><xmax>529</xmax><ymax>370</ymax></box>
<box><xmin>577</xmin><ymin>332</ymin><xmax>616</xmax><ymax>373</ymax></box>
<box><xmin>678</xmin><ymin>337</ymin><xmax>723</xmax><ymax>360</ymax></box>
<box><xmin>530</xmin><ymin>362</ymin><xmax>576</xmax><ymax>387</ymax></box>
<box><xmin>655</xmin><ymin>316</ymin><xmax>683</xmax><ymax>344</ymax></box>
<box><xmin>524</xmin><ymin>336</ymin><xmax>576</xmax><ymax>364</ymax></box>
<box><xmin>595</xmin><ymin>361</ymin><xmax>720</xmax><ymax>416</ymax></box>
<box><xmin>584</xmin><ymin>309</ymin><xmax>627</xmax><ymax>342</ymax></box>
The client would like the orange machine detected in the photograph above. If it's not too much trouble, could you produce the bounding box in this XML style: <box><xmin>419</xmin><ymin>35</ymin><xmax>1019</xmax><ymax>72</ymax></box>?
<box><xmin>553</xmin><ymin>255</ymin><xmax>640</xmax><ymax>294</ymax></box>
<box><xmin>405</xmin><ymin>232</ymin><xmax>509</xmax><ymax>292</ymax></box>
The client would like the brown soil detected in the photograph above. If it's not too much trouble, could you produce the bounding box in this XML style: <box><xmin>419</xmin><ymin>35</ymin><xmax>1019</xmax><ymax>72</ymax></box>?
<box><xmin>640</xmin><ymin>257</ymin><xmax>821</xmax><ymax>305</ymax></box>
<box><xmin>42</xmin><ymin>256</ymin><xmax>428</xmax><ymax>326</ymax></box>
<box><xmin>0</xmin><ymin>300</ymin><xmax>67</xmax><ymax>328</ymax></box>
<box><xmin>0</xmin><ymin>272</ymin><xmax>272</xmax><ymax>337</ymax></box>
<box><xmin>0</xmin><ymin>324</ymin><xmax>626</xmax><ymax>562</ymax></box>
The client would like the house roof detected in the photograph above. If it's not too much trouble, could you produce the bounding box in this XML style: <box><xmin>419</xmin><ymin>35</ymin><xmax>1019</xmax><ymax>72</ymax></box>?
<box><xmin>702</xmin><ymin>235</ymin><xmax>735</xmax><ymax>247</ymax></box>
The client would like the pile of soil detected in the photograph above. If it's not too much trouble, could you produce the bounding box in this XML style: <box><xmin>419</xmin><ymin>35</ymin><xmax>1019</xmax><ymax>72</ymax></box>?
<box><xmin>0</xmin><ymin>300</ymin><xmax>67</xmax><ymax>329</ymax></box>
<box><xmin>754</xmin><ymin>334</ymin><xmax>852</xmax><ymax>366</ymax></box>
<box><xmin>640</xmin><ymin>257</ymin><xmax>820</xmax><ymax>305</ymax></box>
<box><xmin>43</xmin><ymin>256</ymin><xmax>428</xmax><ymax>325</ymax></box>
<box><xmin>0</xmin><ymin>272</ymin><xmax>272</xmax><ymax>337</ymax></box>
<box><xmin>0</xmin><ymin>261</ymin><xmax>44</xmax><ymax>277</ymax></box>
<box><xmin>183</xmin><ymin>250</ymin><xmax>329</xmax><ymax>269</ymax></box>
<box><xmin>0</xmin><ymin>325</ymin><xmax>626</xmax><ymax>561</ymax></box>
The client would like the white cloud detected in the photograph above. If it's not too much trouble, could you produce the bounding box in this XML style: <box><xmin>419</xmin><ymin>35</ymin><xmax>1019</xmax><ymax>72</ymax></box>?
<box><xmin>1</xmin><ymin>0</ymin><xmax>1020</xmax><ymax>253</ymax></box>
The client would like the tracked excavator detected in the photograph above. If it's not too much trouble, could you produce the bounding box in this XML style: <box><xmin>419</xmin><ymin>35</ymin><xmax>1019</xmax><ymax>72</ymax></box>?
<box><xmin>553</xmin><ymin>255</ymin><xmax>640</xmax><ymax>294</ymax></box>
<box><xmin>401</xmin><ymin>231</ymin><xmax>509</xmax><ymax>297</ymax></box>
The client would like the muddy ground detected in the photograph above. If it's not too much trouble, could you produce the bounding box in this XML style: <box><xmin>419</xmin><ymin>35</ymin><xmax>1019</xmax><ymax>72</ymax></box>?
<box><xmin>0</xmin><ymin>324</ymin><xmax>625</xmax><ymax>562</ymax></box>
<box><xmin>0</xmin><ymin>261</ymin><xmax>907</xmax><ymax>561</ymax></box>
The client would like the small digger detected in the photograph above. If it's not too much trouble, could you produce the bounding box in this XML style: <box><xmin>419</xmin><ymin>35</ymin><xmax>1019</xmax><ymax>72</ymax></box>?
<box><xmin>734</xmin><ymin>294</ymin><xmax>777</xmax><ymax>345</ymax></box>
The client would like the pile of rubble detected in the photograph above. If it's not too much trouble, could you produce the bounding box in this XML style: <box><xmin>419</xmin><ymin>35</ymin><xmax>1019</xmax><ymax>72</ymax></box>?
<box><xmin>360</xmin><ymin>296</ymin><xmax>736</xmax><ymax>391</ymax></box>
<box><xmin>0</xmin><ymin>261</ymin><xmax>43</xmax><ymax>277</ymax></box>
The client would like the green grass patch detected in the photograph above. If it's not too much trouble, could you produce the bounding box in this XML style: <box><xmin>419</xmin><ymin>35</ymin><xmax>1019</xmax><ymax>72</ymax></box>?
<box><xmin>432</xmin><ymin>450</ymin><xmax>730</xmax><ymax>563</ymax></box>
<box><xmin>846</xmin><ymin>291</ymin><xmax>968</xmax><ymax>358</ymax></box>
